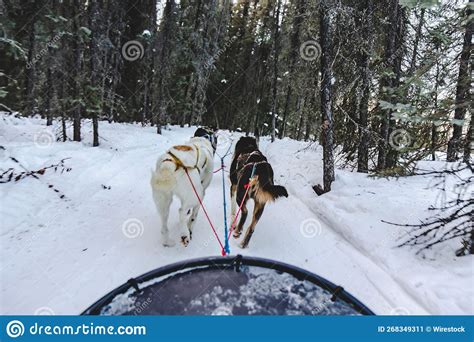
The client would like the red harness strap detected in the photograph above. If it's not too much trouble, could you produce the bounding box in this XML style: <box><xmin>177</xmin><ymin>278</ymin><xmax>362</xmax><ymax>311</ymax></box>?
<box><xmin>227</xmin><ymin>182</ymin><xmax>253</xmax><ymax>241</ymax></box>
<box><xmin>227</xmin><ymin>162</ymin><xmax>258</xmax><ymax>241</ymax></box>
<box><xmin>183</xmin><ymin>168</ymin><xmax>226</xmax><ymax>255</ymax></box>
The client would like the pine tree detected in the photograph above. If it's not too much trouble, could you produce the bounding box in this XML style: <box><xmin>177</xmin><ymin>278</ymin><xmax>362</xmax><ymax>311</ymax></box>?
<box><xmin>447</xmin><ymin>0</ymin><xmax>472</xmax><ymax>161</ymax></box>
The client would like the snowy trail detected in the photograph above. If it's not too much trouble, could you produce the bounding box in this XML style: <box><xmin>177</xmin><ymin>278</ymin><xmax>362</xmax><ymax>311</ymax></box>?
<box><xmin>1</xmin><ymin>117</ymin><xmax>472</xmax><ymax>315</ymax></box>
<box><xmin>285</xmin><ymin>195</ymin><xmax>430</xmax><ymax>314</ymax></box>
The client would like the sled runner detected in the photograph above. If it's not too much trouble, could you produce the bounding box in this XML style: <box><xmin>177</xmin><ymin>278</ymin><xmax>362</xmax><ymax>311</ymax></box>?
<box><xmin>83</xmin><ymin>255</ymin><xmax>374</xmax><ymax>315</ymax></box>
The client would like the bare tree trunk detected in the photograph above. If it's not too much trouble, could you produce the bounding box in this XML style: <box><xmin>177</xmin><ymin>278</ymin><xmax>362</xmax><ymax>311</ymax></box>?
<box><xmin>155</xmin><ymin>0</ymin><xmax>176</xmax><ymax>134</ymax></box>
<box><xmin>252</xmin><ymin>2</ymin><xmax>272</xmax><ymax>137</ymax></box>
<box><xmin>45</xmin><ymin>0</ymin><xmax>58</xmax><ymax>126</ymax></box>
<box><xmin>377</xmin><ymin>0</ymin><xmax>399</xmax><ymax>170</ymax></box>
<box><xmin>57</xmin><ymin>57</ymin><xmax>67</xmax><ymax>142</ymax></box>
<box><xmin>280</xmin><ymin>0</ymin><xmax>306</xmax><ymax>139</ymax></box>
<box><xmin>270</xmin><ymin>0</ymin><xmax>281</xmax><ymax>143</ymax></box>
<box><xmin>72</xmin><ymin>0</ymin><xmax>82</xmax><ymax>142</ymax></box>
<box><xmin>295</xmin><ymin>97</ymin><xmax>304</xmax><ymax>140</ymax></box>
<box><xmin>447</xmin><ymin>0</ymin><xmax>472</xmax><ymax>161</ymax></box>
<box><xmin>464</xmin><ymin>115</ymin><xmax>472</xmax><ymax>164</ymax></box>
<box><xmin>409</xmin><ymin>8</ymin><xmax>425</xmax><ymax>75</ymax></box>
<box><xmin>357</xmin><ymin>1</ymin><xmax>373</xmax><ymax>173</ymax></box>
<box><xmin>431</xmin><ymin>53</ymin><xmax>440</xmax><ymax>161</ymax></box>
<box><xmin>304</xmin><ymin>111</ymin><xmax>312</xmax><ymax>142</ymax></box>
<box><xmin>59</xmin><ymin>81</ymin><xmax>67</xmax><ymax>142</ymax></box>
<box><xmin>45</xmin><ymin>67</ymin><xmax>53</xmax><ymax>126</ymax></box>
<box><xmin>319</xmin><ymin>0</ymin><xmax>335</xmax><ymax>192</ymax></box>
<box><xmin>385</xmin><ymin>4</ymin><xmax>405</xmax><ymax>168</ymax></box>
<box><xmin>24</xmin><ymin>11</ymin><xmax>37</xmax><ymax>116</ymax></box>
<box><xmin>62</xmin><ymin>116</ymin><xmax>67</xmax><ymax>142</ymax></box>
<box><xmin>90</xmin><ymin>0</ymin><xmax>100</xmax><ymax>146</ymax></box>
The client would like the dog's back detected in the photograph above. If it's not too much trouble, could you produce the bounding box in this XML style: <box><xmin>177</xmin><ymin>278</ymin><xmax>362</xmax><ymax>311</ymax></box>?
<box><xmin>231</xmin><ymin>137</ymin><xmax>288</xmax><ymax>203</ymax></box>
<box><xmin>151</xmin><ymin>138</ymin><xmax>213</xmax><ymax>192</ymax></box>
<box><xmin>230</xmin><ymin>136</ymin><xmax>259</xmax><ymax>185</ymax></box>
<box><xmin>235</xmin><ymin>150</ymin><xmax>288</xmax><ymax>203</ymax></box>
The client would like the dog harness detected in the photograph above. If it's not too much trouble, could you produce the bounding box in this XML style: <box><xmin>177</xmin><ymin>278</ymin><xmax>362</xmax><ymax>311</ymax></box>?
<box><xmin>236</xmin><ymin>151</ymin><xmax>268</xmax><ymax>178</ymax></box>
<box><xmin>166</xmin><ymin>144</ymin><xmax>207</xmax><ymax>175</ymax></box>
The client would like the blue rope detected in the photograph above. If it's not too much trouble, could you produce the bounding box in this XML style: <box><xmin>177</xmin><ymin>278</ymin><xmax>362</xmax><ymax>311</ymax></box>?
<box><xmin>221</xmin><ymin>157</ymin><xmax>230</xmax><ymax>255</ymax></box>
<box><xmin>217</xmin><ymin>140</ymin><xmax>233</xmax><ymax>256</ymax></box>
<box><xmin>250</xmin><ymin>163</ymin><xmax>257</xmax><ymax>178</ymax></box>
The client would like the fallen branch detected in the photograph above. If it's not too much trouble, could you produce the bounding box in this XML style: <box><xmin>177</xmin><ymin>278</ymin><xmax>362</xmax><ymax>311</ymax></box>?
<box><xmin>382</xmin><ymin>162</ymin><xmax>473</xmax><ymax>256</ymax></box>
<box><xmin>0</xmin><ymin>152</ymin><xmax>71</xmax><ymax>199</ymax></box>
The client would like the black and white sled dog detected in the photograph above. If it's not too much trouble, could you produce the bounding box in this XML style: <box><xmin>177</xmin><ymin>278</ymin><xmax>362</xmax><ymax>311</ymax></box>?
<box><xmin>230</xmin><ymin>136</ymin><xmax>288</xmax><ymax>248</ymax></box>
<box><xmin>151</xmin><ymin>127</ymin><xmax>217</xmax><ymax>247</ymax></box>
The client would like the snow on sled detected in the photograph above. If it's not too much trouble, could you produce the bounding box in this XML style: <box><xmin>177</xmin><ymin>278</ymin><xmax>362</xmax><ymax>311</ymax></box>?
<box><xmin>83</xmin><ymin>255</ymin><xmax>374</xmax><ymax>315</ymax></box>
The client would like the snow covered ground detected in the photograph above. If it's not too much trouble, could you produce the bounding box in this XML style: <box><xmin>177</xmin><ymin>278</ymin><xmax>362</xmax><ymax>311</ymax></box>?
<box><xmin>1</xmin><ymin>114</ymin><xmax>472</xmax><ymax>315</ymax></box>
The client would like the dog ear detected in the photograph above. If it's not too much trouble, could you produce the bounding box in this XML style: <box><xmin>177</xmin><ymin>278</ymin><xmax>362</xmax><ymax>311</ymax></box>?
<box><xmin>193</xmin><ymin>127</ymin><xmax>207</xmax><ymax>138</ymax></box>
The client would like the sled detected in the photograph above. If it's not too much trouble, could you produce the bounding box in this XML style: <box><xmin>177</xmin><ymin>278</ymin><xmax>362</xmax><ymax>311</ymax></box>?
<box><xmin>83</xmin><ymin>255</ymin><xmax>374</xmax><ymax>315</ymax></box>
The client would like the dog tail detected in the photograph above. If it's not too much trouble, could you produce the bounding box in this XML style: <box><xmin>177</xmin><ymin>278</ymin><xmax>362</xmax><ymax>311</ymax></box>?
<box><xmin>151</xmin><ymin>160</ymin><xmax>176</xmax><ymax>189</ymax></box>
<box><xmin>262</xmin><ymin>183</ymin><xmax>288</xmax><ymax>200</ymax></box>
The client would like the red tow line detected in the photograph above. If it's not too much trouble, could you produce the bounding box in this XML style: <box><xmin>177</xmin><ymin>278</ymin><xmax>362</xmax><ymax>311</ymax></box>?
<box><xmin>184</xmin><ymin>168</ymin><xmax>226</xmax><ymax>255</ymax></box>
<box><xmin>227</xmin><ymin>181</ymin><xmax>253</xmax><ymax>241</ymax></box>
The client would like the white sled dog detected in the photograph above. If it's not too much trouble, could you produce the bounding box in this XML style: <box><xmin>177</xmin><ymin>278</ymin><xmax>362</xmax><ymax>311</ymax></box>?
<box><xmin>151</xmin><ymin>128</ymin><xmax>217</xmax><ymax>247</ymax></box>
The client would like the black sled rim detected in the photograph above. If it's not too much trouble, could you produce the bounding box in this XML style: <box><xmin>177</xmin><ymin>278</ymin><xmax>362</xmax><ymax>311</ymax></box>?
<box><xmin>82</xmin><ymin>255</ymin><xmax>375</xmax><ymax>315</ymax></box>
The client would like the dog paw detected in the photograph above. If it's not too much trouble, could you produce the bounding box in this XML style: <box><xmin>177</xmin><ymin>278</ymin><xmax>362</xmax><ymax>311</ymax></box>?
<box><xmin>180</xmin><ymin>235</ymin><xmax>190</xmax><ymax>247</ymax></box>
<box><xmin>233</xmin><ymin>231</ymin><xmax>241</xmax><ymax>239</ymax></box>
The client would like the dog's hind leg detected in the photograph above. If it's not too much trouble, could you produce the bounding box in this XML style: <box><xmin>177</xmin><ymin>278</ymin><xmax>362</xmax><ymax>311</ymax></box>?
<box><xmin>234</xmin><ymin>197</ymin><xmax>248</xmax><ymax>238</ymax></box>
<box><xmin>230</xmin><ymin>184</ymin><xmax>237</xmax><ymax>224</ymax></box>
<box><xmin>176</xmin><ymin>170</ymin><xmax>202</xmax><ymax>246</ymax></box>
<box><xmin>153</xmin><ymin>190</ymin><xmax>175</xmax><ymax>247</ymax></box>
<box><xmin>187</xmin><ymin>205</ymin><xmax>200</xmax><ymax>239</ymax></box>
<box><xmin>179</xmin><ymin>205</ymin><xmax>194</xmax><ymax>247</ymax></box>
<box><xmin>240</xmin><ymin>202</ymin><xmax>265</xmax><ymax>249</ymax></box>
